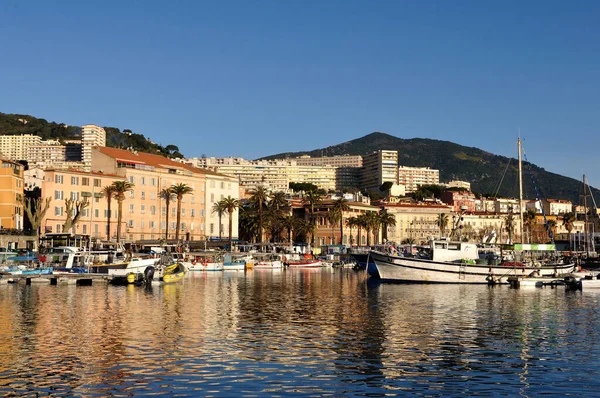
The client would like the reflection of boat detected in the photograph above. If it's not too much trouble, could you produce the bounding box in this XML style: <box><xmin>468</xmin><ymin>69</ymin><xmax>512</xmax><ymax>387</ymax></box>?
<box><xmin>370</xmin><ymin>240</ymin><xmax>574</xmax><ymax>284</ymax></box>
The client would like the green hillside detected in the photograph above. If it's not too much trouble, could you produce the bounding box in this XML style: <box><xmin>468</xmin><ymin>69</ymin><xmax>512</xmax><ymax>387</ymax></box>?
<box><xmin>0</xmin><ymin>112</ymin><xmax>183</xmax><ymax>158</ymax></box>
<box><xmin>263</xmin><ymin>132</ymin><xmax>596</xmax><ymax>204</ymax></box>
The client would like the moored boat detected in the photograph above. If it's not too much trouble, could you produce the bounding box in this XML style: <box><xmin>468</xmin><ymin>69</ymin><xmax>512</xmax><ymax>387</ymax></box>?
<box><xmin>370</xmin><ymin>240</ymin><xmax>574</xmax><ymax>284</ymax></box>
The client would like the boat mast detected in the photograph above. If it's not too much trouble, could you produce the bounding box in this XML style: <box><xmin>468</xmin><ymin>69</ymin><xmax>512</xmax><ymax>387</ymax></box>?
<box><xmin>518</xmin><ymin>138</ymin><xmax>524</xmax><ymax>244</ymax></box>
<box><xmin>584</xmin><ymin>174</ymin><xmax>589</xmax><ymax>257</ymax></box>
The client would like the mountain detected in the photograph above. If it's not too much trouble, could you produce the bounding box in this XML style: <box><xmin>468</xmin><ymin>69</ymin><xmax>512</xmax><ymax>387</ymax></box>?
<box><xmin>262</xmin><ymin>132</ymin><xmax>597</xmax><ymax>204</ymax></box>
<box><xmin>0</xmin><ymin>112</ymin><xmax>184</xmax><ymax>158</ymax></box>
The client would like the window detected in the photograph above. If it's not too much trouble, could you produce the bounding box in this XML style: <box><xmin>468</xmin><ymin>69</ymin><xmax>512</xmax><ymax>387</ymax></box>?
<box><xmin>82</xmin><ymin>224</ymin><xmax>87</xmax><ymax>234</ymax></box>
<box><xmin>171</xmin><ymin>208</ymin><xmax>176</xmax><ymax>217</ymax></box>
<box><xmin>141</xmin><ymin>191</ymin><xmax>145</xmax><ymax>200</ymax></box>
<box><xmin>141</xmin><ymin>205</ymin><xmax>145</xmax><ymax>214</ymax></box>
<box><xmin>95</xmin><ymin>209</ymin><xmax>99</xmax><ymax>218</ymax></box>
<box><xmin>55</xmin><ymin>190</ymin><xmax>63</xmax><ymax>200</ymax></box>
<box><xmin>55</xmin><ymin>175</ymin><xmax>63</xmax><ymax>184</ymax></box>
<box><xmin>129</xmin><ymin>204</ymin><xmax>134</xmax><ymax>213</ymax></box>
<box><xmin>210</xmin><ymin>223</ymin><xmax>214</xmax><ymax>234</ymax></box>
<box><xmin>71</xmin><ymin>176</ymin><xmax>79</xmax><ymax>185</ymax></box>
<box><xmin>191</xmin><ymin>196</ymin><xmax>195</xmax><ymax>204</ymax></box>
<box><xmin>140</xmin><ymin>177</ymin><xmax>146</xmax><ymax>185</ymax></box>
<box><xmin>140</xmin><ymin>220</ymin><xmax>145</xmax><ymax>229</ymax></box>
<box><xmin>220</xmin><ymin>182</ymin><xmax>224</xmax><ymax>189</ymax></box>
<box><xmin>54</xmin><ymin>206</ymin><xmax>63</xmax><ymax>216</ymax></box>
<box><xmin>151</xmin><ymin>192</ymin><xmax>156</xmax><ymax>200</ymax></box>
<box><xmin>170</xmin><ymin>222</ymin><xmax>176</xmax><ymax>230</ymax></box>
<box><xmin>94</xmin><ymin>178</ymin><xmax>101</xmax><ymax>187</ymax></box>
<box><xmin>150</xmin><ymin>205</ymin><xmax>156</xmax><ymax>215</ymax></box>
<box><xmin>151</xmin><ymin>178</ymin><xmax>156</xmax><ymax>186</ymax></box>
<box><xmin>200</xmin><ymin>209</ymin><xmax>205</xmax><ymax>217</ymax></box>
<box><xmin>71</xmin><ymin>191</ymin><xmax>79</xmax><ymax>200</ymax></box>
<box><xmin>181</xmin><ymin>208</ymin><xmax>185</xmax><ymax>216</ymax></box>
<box><xmin>191</xmin><ymin>209</ymin><xmax>196</xmax><ymax>217</ymax></box>
<box><xmin>83</xmin><ymin>209</ymin><xmax>89</xmax><ymax>217</ymax></box>
<box><xmin>162</xmin><ymin>206</ymin><xmax>166</xmax><ymax>216</ymax></box>
<box><xmin>210</xmin><ymin>181</ymin><xmax>215</xmax><ymax>188</ymax></box>
<box><xmin>129</xmin><ymin>176</ymin><xmax>135</xmax><ymax>184</ymax></box>
<box><xmin>128</xmin><ymin>220</ymin><xmax>134</xmax><ymax>227</ymax></box>
<box><xmin>150</xmin><ymin>221</ymin><xmax>155</xmax><ymax>229</ymax></box>
<box><xmin>129</xmin><ymin>191</ymin><xmax>134</xmax><ymax>199</ymax></box>
<box><xmin>82</xmin><ymin>177</ymin><xmax>89</xmax><ymax>186</ymax></box>
<box><xmin>210</xmin><ymin>193</ymin><xmax>214</xmax><ymax>203</ymax></box>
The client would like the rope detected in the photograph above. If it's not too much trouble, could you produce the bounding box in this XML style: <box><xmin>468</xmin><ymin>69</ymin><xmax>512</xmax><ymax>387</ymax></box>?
<box><xmin>522</xmin><ymin>146</ymin><xmax>554</xmax><ymax>243</ymax></box>
<box><xmin>494</xmin><ymin>157</ymin><xmax>512</xmax><ymax>198</ymax></box>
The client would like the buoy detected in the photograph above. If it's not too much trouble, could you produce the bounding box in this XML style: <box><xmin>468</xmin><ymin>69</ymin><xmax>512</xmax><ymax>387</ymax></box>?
<box><xmin>127</xmin><ymin>273</ymin><xmax>136</xmax><ymax>284</ymax></box>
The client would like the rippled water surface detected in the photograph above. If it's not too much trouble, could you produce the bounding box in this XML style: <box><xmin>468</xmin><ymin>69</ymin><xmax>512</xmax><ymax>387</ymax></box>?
<box><xmin>2</xmin><ymin>269</ymin><xmax>600</xmax><ymax>396</ymax></box>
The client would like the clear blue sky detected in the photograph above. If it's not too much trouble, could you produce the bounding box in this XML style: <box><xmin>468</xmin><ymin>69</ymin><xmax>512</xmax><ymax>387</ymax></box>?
<box><xmin>1</xmin><ymin>0</ymin><xmax>599</xmax><ymax>189</ymax></box>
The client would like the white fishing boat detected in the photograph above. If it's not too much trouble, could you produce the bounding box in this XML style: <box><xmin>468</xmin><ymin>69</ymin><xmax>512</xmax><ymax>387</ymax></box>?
<box><xmin>253</xmin><ymin>254</ymin><xmax>284</xmax><ymax>269</ymax></box>
<box><xmin>370</xmin><ymin>241</ymin><xmax>574</xmax><ymax>284</ymax></box>
<box><xmin>370</xmin><ymin>138</ymin><xmax>576</xmax><ymax>284</ymax></box>
<box><xmin>188</xmin><ymin>253</ymin><xmax>224</xmax><ymax>271</ymax></box>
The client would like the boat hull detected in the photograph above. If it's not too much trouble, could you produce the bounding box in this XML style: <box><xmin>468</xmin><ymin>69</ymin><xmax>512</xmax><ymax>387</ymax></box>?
<box><xmin>287</xmin><ymin>260</ymin><xmax>324</xmax><ymax>268</ymax></box>
<box><xmin>370</xmin><ymin>251</ymin><xmax>575</xmax><ymax>284</ymax></box>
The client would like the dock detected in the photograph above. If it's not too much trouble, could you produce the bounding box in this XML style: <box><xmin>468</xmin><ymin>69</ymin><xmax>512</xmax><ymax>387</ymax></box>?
<box><xmin>0</xmin><ymin>273</ymin><xmax>113</xmax><ymax>286</ymax></box>
<box><xmin>507</xmin><ymin>275</ymin><xmax>566</xmax><ymax>288</ymax></box>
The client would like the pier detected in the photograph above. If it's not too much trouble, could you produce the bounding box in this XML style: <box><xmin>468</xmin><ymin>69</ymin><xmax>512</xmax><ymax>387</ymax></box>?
<box><xmin>0</xmin><ymin>273</ymin><xmax>112</xmax><ymax>286</ymax></box>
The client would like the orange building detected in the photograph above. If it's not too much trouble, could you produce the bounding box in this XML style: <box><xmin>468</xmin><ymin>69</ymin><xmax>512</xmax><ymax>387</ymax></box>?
<box><xmin>0</xmin><ymin>158</ymin><xmax>24</xmax><ymax>229</ymax></box>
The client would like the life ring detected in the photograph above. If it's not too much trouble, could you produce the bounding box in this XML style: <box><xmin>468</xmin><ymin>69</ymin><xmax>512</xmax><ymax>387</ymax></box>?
<box><xmin>192</xmin><ymin>260</ymin><xmax>196</xmax><ymax>265</ymax></box>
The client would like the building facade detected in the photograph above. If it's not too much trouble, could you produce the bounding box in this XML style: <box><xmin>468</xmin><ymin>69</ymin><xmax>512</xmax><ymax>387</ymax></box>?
<box><xmin>362</xmin><ymin>150</ymin><xmax>398</xmax><ymax>192</ymax></box>
<box><xmin>81</xmin><ymin>125</ymin><xmax>106</xmax><ymax>169</ymax></box>
<box><xmin>0</xmin><ymin>159</ymin><xmax>24</xmax><ymax>229</ymax></box>
<box><xmin>398</xmin><ymin>166</ymin><xmax>440</xmax><ymax>193</ymax></box>
<box><xmin>0</xmin><ymin>134</ymin><xmax>42</xmax><ymax>161</ymax></box>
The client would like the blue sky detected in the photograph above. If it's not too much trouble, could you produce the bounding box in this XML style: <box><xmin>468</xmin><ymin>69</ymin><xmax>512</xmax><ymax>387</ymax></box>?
<box><xmin>1</xmin><ymin>0</ymin><xmax>599</xmax><ymax>189</ymax></box>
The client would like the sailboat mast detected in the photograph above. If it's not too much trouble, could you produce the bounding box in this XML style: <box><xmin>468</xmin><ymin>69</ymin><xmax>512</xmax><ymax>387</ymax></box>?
<box><xmin>518</xmin><ymin>138</ymin><xmax>524</xmax><ymax>243</ymax></box>
<box><xmin>584</xmin><ymin>174</ymin><xmax>589</xmax><ymax>257</ymax></box>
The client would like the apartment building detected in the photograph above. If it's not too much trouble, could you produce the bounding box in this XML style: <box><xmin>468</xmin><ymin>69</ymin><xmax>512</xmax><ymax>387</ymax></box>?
<box><xmin>382</xmin><ymin>202</ymin><xmax>452</xmax><ymax>243</ymax></box>
<box><xmin>294</xmin><ymin>154</ymin><xmax>363</xmax><ymax>168</ymax></box>
<box><xmin>204</xmin><ymin>169</ymin><xmax>240</xmax><ymax>240</ymax></box>
<box><xmin>362</xmin><ymin>150</ymin><xmax>398</xmax><ymax>192</ymax></box>
<box><xmin>0</xmin><ymin>134</ymin><xmax>42</xmax><ymax>161</ymax></box>
<box><xmin>398</xmin><ymin>166</ymin><xmax>440</xmax><ymax>193</ymax></box>
<box><xmin>81</xmin><ymin>125</ymin><xmax>106</xmax><ymax>169</ymax></box>
<box><xmin>92</xmin><ymin>147</ymin><xmax>239</xmax><ymax>242</ymax></box>
<box><xmin>40</xmin><ymin>168</ymin><xmax>125</xmax><ymax>237</ymax></box>
<box><xmin>186</xmin><ymin>157</ymin><xmax>336</xmax><ymax>192</ymax></box>
<box><xmin>0</xmin><ymin>159</ymin><xmax>24</xmax><ymax>229</ymax></box>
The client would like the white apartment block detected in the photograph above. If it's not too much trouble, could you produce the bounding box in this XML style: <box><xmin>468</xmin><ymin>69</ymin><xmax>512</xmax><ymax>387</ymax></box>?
<box><xmin>82</xmin><ymin>125</ymin><xmax>106</xmax><ymax>168</ymax></box>
<box><xmin>398</xmin><ymin>166</ymin><xmax>440</xmax><ymax>193</ymax></box>
<box><xmin>447</xmin><ymin>180</ymin><xmax>471</xmax><ymax>190</ymax></box>
<box><xmin>294</xmin><ymin>154</ymin><xmax>363</xmax><ymax>168</ymax></box>
<box><xmin>205</xmin><ymin>171</ymin><xmax>240</xmax><ymax>240</ymax></box>
<box><xmin>0</xmin><ymin>134</ymin><xmax>42</xmax><ymax>160</ymax></box>
<box><xmin>185</xmin><ymin>157</ymin><xmax>336</xmax><ymax>192</ymax></box>
<box><xmin>362</xmin><ymin>150</ymin><xmax>398</xmax><ymax>192</ymax></box>
<box><xmin>28</xmin><ymin>143</ymin><xmax>67</xmax><ymax>165</ymax></box>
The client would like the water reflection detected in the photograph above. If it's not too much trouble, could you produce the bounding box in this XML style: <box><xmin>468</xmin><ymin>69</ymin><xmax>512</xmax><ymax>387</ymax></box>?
<box><xmin>1</xmin><ymin>270</ymin><xmax>600</xmax><ymax>395</ymax></box>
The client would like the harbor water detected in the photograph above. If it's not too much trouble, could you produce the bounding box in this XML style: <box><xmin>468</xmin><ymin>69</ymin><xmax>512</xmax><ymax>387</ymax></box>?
<box><xmin>1</xmin><ymin>269</ymin><xmax>600</xmax><ymax>396</ymax></box>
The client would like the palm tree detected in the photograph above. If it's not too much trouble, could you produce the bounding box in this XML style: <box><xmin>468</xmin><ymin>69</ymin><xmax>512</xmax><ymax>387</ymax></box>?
<box><xmin>346</xmin><ymin>216</ymin><xmax>359</xmax><ymax>246</ymax></box>
<box><xmin>170</xmin><ymin>183</ymin><xmax>194</xmax><ymax>242</ymax></box>
<box><xmin>220</xmin><ymin>196</ymin><xmax>240</xmax><ymax>250</ymax></box>
<box><xmin>379</xmin><ymin>211</ymin><xmax>397</xmax><ymax>243</ymax></box>
<box><xmin>547</xmin><ymin>219</ymin><xmax>557</xmax><ymax>242</ymax></box>
<box><xmin>250</xmin><ymin>186</ymin><xmax>269</xmax><ymax>243</ymax></box>
<box><xmin>505</xmin><ymin>212</ymin><xmax>515</xmax><ymax>244</ymax></box>
<box><xmin>330</xmin><ymin>198</ymin><xmax>350</xmax><ymax>245</ymax></box>
<box><xmin>239</xmin><ymin>205</ymin><xmax>259</xmax><ymax>243</ymax></box>
<box><xmin>328</xmin><ymin>209</ymin><xmax>341</xmax><ymax>245</ymax></box>
<box><xmin>212</xmin><ymin>200</ymin><xmax>227</xmax><ymax>240</ymax></box>
<box><xmin>111</xmin><ymin>180</ymin><xmax>134</xmax><ymax>243</ymax></box>
<box><xmin>356</xmin><ymin>213</ymin><xmax>369</xmax><ymax>246</ymax></box>
<box><xmin>364</xmin><ymin>212</ymin><xmax>380</xmax><ymax>245</ymax></box>
<box><xmin>523</xmin><ymin>208</ymin><xmax>536</xmax><ymax>243</ymax></box>
<box><xmin>101</xmin><ymin>185</ymin><xmax>116</xmax><ymax>240</ymax></box>
<box><xmin>304</xmin><ymin>190</ymin><xmax>322</xmax><ymax>246</ymax></box>
<box><xmin>269</xmin><ymin>191</ymin><xmax>288</xmax><ymax>211</ymax></box>
<box><xmin>281</xmin><ymin>215</ymin><xmax>296</xmax><ymax>245</ymax></box>
<box><xmin>562</xmin><ymin>211</ymin><xmax>577</xmax><ymax>249</ymax></box>
<box><xmin>160</xmin><ymin>187</ymin><xmax>174</xmax><ymax>241</ymax></box>
<box><xmin>436</xmin><ymin>213</ymin><xmax>450</xmax><ymax>239</ymax></box>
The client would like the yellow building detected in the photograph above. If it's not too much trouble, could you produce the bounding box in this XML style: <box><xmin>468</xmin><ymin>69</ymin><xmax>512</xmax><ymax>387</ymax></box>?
<box><xmin>382</xmin><ymin>202</ymin><xmax>453</xmax><ymax>243</ymax></box>
<box><xmin>0</xmin><ymin>158</ymin><xmax>24</xmax><ymax>229</ymax></box>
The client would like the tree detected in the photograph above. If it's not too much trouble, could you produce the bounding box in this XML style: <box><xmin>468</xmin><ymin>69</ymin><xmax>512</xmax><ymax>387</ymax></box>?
<box><xmin>170</xmin><ymin>183</ymin><xmax>194</xmax><ymax>242</ymax></box>
<box><xmin>346</xmin><ymin>216</ymin><xmax>359</xmax><ymax>246</ymax></box>
<box><xmin>505</xmin><ymin>212</ymin><xmax>515</xmax><ymax>244</ymax></box>
<box><xmin>220</xmin><ymin>196</ymin><xmax>240</xmax><ymax>250</ymax></box>
<box><xmin>160</xmin><ymin>187</ymin><xmax>175</xmax><ymax>241</ymax></box>
<box><xmin>364</xmin><ymin>211</ymin><xmax>380</xmax><ymax>245</ymax></box>
<box><xmin>547</xmin><ymin>219</ymin><xmax>557</xmax><ymax>242</ymax></box>
<box><xmin>356</xmin><ymin>213</ymin><xmax>369</xmax><ymax>246</ymax></box>
<box><xmin>20</xmin><ymin>196</ymin><xmax>52</xmax><ymax>245</ymax></box>
<box><xmin>111</xmin><ymin>180</ymin><xmax>134</xmax><ymax>243</ymax></box>
<box><xmin>62</xmin><ymin>197</ymin><xmax>90</xmax><ymax>233</ymax></box>
<box><xmin>328</xmin><ymin>208</ymin><xmax>341</xmax><ymax>245</ymax></box>
<box><xmin>562</xmin><ymin>211</ymin><xmax>577</xmax><ymax>249</ymax></box>
<box><xmin>239</xmin><ymin>205</ymin><xmax>259</xmax><ymax>243</ymax></box>
<box><xmin>379</xmin><ymin>211</ymin><xmax>397</xmax><ymax>242</ymax></box>
<box><xmin>436</xmin><ymin>213</ymin><xmax>450</xmax><ymax>238</ymax></box>
<box><xmin>281</xmin><ymin>215</ymin><xmax>296</xmax><ymax>245</ymax></box>
<box><xmin>331</xmin><ymin>198</ymin><xmax>350</xmax><ymax>245</ymax></box>
<box><xmin>269</xmin><ymin>191</ymin><xmax>288</xmax><ymax>211</ymax></box>
<box><xmin>304</xmin><ymin>190</ymin><xmax>322</xmax><ymax>246</ymax></box>
<box><xmin>212</xmin><ymin>200</ymin><xmax>227</xmax><ymax>240</ymax></box>
<box><xmin>102</xmin><ymin>185</ymin><xmax>116</xmax><ymax>240</ymax></box>
<box><xmin>523</xmin><ymin>208</ymin><xmax>537</xmax><ymax>244</ymax></box>
<box><xmin>250</xmin><ymin>186</ymin><xmax>269</xmax><ymax>243</ymax></box>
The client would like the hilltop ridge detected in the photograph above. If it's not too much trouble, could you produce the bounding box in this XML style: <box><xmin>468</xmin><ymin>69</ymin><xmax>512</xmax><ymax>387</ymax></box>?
<box><xmin>262</xmin><ymin>132</ymin><xmax>596</xmax><ymax>204</ymax></box>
